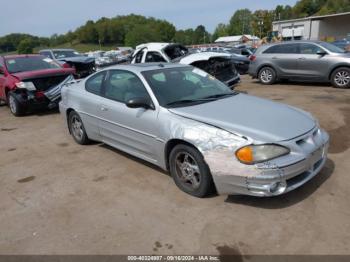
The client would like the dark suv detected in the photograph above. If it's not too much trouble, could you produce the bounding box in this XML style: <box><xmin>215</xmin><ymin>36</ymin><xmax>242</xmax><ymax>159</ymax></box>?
<box><xmin>249</xmin><ymin>41</ymin><xmax>350</xmax><ymax>88</ymax></box>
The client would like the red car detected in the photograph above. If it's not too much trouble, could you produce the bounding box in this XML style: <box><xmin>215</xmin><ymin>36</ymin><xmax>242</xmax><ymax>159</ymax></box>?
<box><xmin>0</xmin><ymin>54</ymin><xmax>75</xmax><ymax>116</ymax></box>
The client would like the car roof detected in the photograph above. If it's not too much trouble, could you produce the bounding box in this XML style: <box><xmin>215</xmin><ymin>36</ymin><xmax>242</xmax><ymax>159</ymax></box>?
<box><xmin>103</xmin><ymin>63</ymin><xmax>190</xmax><ymax>73</ymax></box>
<box><xmin>135</xmin><ymin>42</ymin><xmax>179</xmax><ymax>51</ymax></box>
<box><xmin>3</xmin><ymin>54</ymin><xmax>44</xmax><ymax>59</ymax></box>
<box><xmin>39</xmin><ymin>49</ymin><xmax>76</xmax><ymax>52</ymax></box>
<box><xmin>263</xmin><ymin>40</ymin><xmax>325</xmax><ymax>48</ymax></box>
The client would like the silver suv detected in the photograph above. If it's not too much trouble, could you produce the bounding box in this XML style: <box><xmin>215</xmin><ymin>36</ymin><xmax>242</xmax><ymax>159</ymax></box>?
<box><xmin>248</xmin><ymin>41</ymin><xmax>350</xmax><ymax>88</ymax></box>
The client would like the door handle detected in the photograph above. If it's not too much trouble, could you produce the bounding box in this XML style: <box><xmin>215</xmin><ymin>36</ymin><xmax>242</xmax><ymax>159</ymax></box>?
<box><xmin>298</xmin><ymin>57</ymin><xmax>306</xmax><ymax>60</ymax></box>
<box><xmin>100</xmin><ymin>105</ymin><xmax>109</xmax><ymax>111</ymax></box>
<box><xmin>272</xmin><ymin>57</ymin><xmax>278</xmax><ymax>59</ymax></box>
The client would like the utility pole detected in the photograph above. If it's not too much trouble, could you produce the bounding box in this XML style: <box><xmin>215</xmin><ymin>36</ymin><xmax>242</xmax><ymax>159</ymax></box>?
<box><xmin>258</xmin><ymin>20</ymin><xmax>264</xmax><ymax>39</ymax></box>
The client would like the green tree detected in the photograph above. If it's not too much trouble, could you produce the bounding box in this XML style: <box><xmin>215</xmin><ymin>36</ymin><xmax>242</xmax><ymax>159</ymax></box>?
<box><xmin>76</xmin><ymin>20</ymin><xmax>99</xmax><ymax>43</ymax></box>
<box><xmin>17</xmin><ymin>38</ymin><xmax>35</xmax><ymax>54</ymax></box>
<box><xmin>212</xmin><ymin>23</ymin><xmax>228</xmax><ymax>41</ymax></box>
<box><xmin>124</xmin><ymin>24</ymin><xmax>160</xmax><ymax>47</ymax></box>
<box><xmin>227</xmin><ymin>9</ymin><xmax>253</xmax><ymax>35</ymax></box>
<box><xmin>193</xmin><ymin>25</ymin><xmax>210</xmax><ymax>44</ymax></box>
<box><xmin>174</xmin><ymin>29</ymin><xmax>195</xmax><ymax>45</ymax></box>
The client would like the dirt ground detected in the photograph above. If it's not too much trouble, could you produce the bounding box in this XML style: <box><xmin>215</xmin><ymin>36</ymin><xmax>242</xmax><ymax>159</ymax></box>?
<box><xmin>0</xmin><ymin>75</ymin><xmax>349</xmax><ymax>256</ymax></box>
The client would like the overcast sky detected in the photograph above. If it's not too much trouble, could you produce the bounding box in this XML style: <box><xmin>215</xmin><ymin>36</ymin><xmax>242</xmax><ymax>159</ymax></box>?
<box><xmin>0</xmin><ymin>0</ymin><xmax>297</xmax><ymax>37</ymax></box>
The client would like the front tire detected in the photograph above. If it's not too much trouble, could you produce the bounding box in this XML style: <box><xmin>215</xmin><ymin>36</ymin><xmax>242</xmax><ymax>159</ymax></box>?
<box><xmin>169</xmin><ymin>144</ymin><xmax>214</xmax><ymax>198</ymax></box>
<box><xmin>331</xmin><ymin>67</ymin><xmax>350</xmax><ymax>89</ymax></box>
<box><xmin>258</xmin><ymin>67</ymin><xmax>276</xmax><ymax>85</ymax></box>
<box><xmin>68</xmin><ymin>111</ymin><xmax>90</xmax><ymax>145</ymax></box>
<box><xmin>8</xmin><ymin>92</ymin><xmax>25</xmax><ymax>116</ymax></box>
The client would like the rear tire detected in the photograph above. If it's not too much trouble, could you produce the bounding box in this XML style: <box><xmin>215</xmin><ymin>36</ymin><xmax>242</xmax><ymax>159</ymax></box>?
<box><xmin>68</xmin><ymin>111</ymin><xmax>90</xmax><ymax>145</ymax></box>
<box><xmin>8</xmin><ymin>92</ymin><xmax>25</xmax><ymax>116</ymax></box>
<box><xmin>331</xmin><ymin>67</ymin><xmax>350</xmax><ymax>89</ymax></box>
<box><xmin>169</xmin><ymin>144</ymin><xmax>214</xmax><ymax>198</ymax></box>
<box><xmin>258</xmin><ymin>67</ymin><xmax>276</xmax><ymax>85</ymax></box>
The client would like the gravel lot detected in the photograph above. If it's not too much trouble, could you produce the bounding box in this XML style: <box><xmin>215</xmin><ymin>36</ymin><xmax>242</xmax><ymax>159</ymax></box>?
<box><xmin>0</xmin><ymin>75</ymin><xmax>349</xmax><ymax>256</ymax></box>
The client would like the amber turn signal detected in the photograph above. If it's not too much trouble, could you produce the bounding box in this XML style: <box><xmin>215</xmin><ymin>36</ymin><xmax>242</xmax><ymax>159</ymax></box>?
<box><xmin>236</xmin><ymin>146</ymin><xmax>254</xmax><ymax>164</ymax></box>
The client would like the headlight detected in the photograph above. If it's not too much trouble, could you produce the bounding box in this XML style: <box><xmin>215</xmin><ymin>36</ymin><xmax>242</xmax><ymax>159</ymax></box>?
<box><xmin>236</xmin><ymin>144</ymin><xmax>290</xmax><ymax>164</ymax></box>
<box><xmin>15</xmin><ymin>81</ymin><xmax>36</xmax><ymax>91</ymax></box>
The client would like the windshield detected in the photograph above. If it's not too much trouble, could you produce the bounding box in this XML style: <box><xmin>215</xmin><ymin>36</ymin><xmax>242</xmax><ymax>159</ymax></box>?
<box><xmin>5</xmin><ymin>56</ymin><xmax>61</xmax><ymax>74</ymax></box>
<box><xmin>318</xmin><ymin>42</ymin><xmax>345</xmax><ymax>53</ymax></box>
<box><xmin>53</xmin><ymin>50</ymin><xmax>81</xmax><ymax>59</ymax></box>
<box><xmin>142</xmin><ymin>67</ymin><xmax>235</xmax><ymax>107</ymax></box>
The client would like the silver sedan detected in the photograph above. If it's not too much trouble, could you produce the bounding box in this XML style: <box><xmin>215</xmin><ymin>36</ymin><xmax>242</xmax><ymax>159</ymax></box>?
<box><xmin>59</xmin><ymin>63</ymin><xmax>329</xmax><ymax>198</ymax></box>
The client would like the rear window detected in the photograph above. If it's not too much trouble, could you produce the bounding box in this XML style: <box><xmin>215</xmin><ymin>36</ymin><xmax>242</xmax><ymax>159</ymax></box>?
<box><xmin>5</xmin><ymin>56</ymin><xmax>61</xmax><ymax>74</ymax></box>
<box><xmin>53</xmin><ymin>50</ymin><xmax>80</xmax><ymax>59</ymax></box>
<box><xmin>264</xmin><ymin>44</ymin><xmax>299</xmax><ymax>54</ymax></box>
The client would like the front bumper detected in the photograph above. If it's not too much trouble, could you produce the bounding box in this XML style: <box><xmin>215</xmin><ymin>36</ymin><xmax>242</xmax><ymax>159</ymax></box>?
<box><xmin>12</xmin><ymin>91</ymin><xmax>53</xmax><ymax>111</ymax></box>
<box><xmin>210</xmin><ymin>128</ymin><xmax>330</xmax><ymax>197</ymax></box>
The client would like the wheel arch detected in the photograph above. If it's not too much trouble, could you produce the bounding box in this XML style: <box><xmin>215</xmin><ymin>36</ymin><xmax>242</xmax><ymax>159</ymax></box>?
<box><xmin>329</xmin><ymin>64</ymin><xmax>350</xmax><ymax>80</ymax></box>
<box><xmin>164</xmin><ymin>139</ymin><xmax>199</xmax><ymax>171</ymax></box>
<box><xmin>66</xmin><ymin>108</ymin><xmax>76</xmax><ymax>133</ymax></box>
<box><xmin>257</xmin><ymin>64</ymin><xmax>277</xmax><ymax>76</ymax></box>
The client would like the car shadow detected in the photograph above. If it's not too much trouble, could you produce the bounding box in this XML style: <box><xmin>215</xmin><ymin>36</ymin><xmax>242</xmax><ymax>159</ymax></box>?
<box><xmin>99</xmin><ymin>143</ymin><xmax>169</xmax><ymax>176</ymax></box>
<box><xmin>252</xmin><ymin>79</ymin><xmax>332</xmax><ymax>88</ymax></box>
<box><xmin>34</xmin><ymin>108</ymin><xmax>60</xmax><ymax>116</ymax></box>
<box><xmin>224</xmin><ymin>158</ymin><xmax>334</xmax><ymax>209</ymax></box>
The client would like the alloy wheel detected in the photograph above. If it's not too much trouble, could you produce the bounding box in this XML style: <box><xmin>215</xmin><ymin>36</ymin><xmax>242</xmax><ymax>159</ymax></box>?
<box><xmin>334</xmin><ymin>71</ymin><xmax>350</xmax><ymax>87</ymax></box>
<box><xmin>9</xmin><ymin>95</ymin><xmax>17</xmax><ymax>114</ymax></box>
<box><xmin>71</xmin><ymin>115</ymin><xmax>84</xmax><ymax>141</ymax></box>
<box><xmin>260</xmin><ymin>69</ymin><xmax>273</xmax><ymax>83</ymax></box>
<box><xmin>174</xmin><ymin>152</ymin><xmax>201</xmax><ymax>190</ymax></box>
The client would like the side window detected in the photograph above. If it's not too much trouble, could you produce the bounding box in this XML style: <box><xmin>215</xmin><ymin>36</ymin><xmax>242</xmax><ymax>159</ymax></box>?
<box><xmin>145</xmin><ymin>52</ymin><xmax>166</xmax><ymax>63</ymax></box>
<box><xmin>282</xmin><ymin>44</ymin><xmax>299</xmax><ymax>54</ymax></box>
<box><xmin>85</xmin><ymin>72</ymin><xmax>106</xmax><ymax>95</ymax></box>
<box><xmin>264</xmin><ymin>44</ymin><xmax>298</xmax><ymax>54</ymax></box>
<box><xmin>241</xmin><ymin>49</ymin><xmax>251</xmax><ymax>56</ymax></box>
<box><xmin>264</xmin><ymin>45</ymin><xmax>281</xmax><ymax>54</ymax></box>
<box><xmin>104</xmin><ymin>70</ymin><xmax>150</xmax><ymax>103</ymax></box>
<box><xmin>40</xmin><ymin>51</ymin><xmax>53</xmax><ymax>59</ymax></box>
<box><xmin>299</xmin><ymin>43</ymin><xmax>323</xmax><ymax>54</ymax></box>
<box><xmin>134</xmin><ymin>50</ymin><xmax>144</xmax><ymax>63</ymax></box>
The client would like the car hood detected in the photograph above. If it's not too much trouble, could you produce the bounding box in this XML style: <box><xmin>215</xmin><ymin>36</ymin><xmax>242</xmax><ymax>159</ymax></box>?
<box><xmin>12</xmin><ymin>68</ymin><xmax>75</xmax><ymax>81</ymax></box>
<box><xmin>168</xmin><ymin>94</ymin><xmax>316</xmax><ymax>142</ymax></box>
<box><xmin>58</xmin><ymin>56</ymin><xmax>95</xmax><ymax>64</ymax></box>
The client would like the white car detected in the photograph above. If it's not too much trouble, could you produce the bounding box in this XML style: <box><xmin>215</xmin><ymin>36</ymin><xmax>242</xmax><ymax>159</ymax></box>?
<box><xmin>131</xmin><ymin>43</ymin><xmax>240</xmax><ymax>88</ymax></box>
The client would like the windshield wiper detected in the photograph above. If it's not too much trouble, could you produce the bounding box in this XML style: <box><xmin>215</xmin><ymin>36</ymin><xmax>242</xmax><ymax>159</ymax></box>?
<box><xmin>166</xmin><ymin>98</ymin><xmax>210</xmax><ymax>107</ymax></box>
<box><xmin>202</xmin><ymin>92</ymin><xmax>238</xmax><ymax>100</ymax></box>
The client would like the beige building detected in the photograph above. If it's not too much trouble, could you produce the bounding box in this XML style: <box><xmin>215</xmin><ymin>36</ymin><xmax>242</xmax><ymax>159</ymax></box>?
<box><xmin>272</xmin><ymin>12</ymin><xmax>350</xmax><ymax>41</ymax></box>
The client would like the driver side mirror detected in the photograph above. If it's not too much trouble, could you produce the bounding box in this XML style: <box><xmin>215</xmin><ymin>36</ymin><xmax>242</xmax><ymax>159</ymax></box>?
<box><xmin>316</xmin><ymin>50</ymin><xmax>327</xmax><ymax>56</ymax></box>
<box><xmin>126</xmin><ymin>97</ymin><xmax>154</xmax><ymax>110</ymax></box>
<box><xmin>0</xmin><ymin>66</ymin><xmax>4</xmax><ymax>75</ymax></box>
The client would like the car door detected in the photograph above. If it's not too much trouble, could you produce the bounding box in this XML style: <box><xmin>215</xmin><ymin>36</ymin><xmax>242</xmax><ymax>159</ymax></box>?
<box><xmin>133</xmin><ymin>49</ymin><xmax>146</xmax><ymax>64</ymax></box>
<box><xmin>264</xmin><ymin>44</ymin><xmax>299</xmax><ymax>77</ymax></box>
<box><xmin>78</xmin><ymin>71</ymin><xmax>107</xmax><ymax>141</ymax></box>
<box><xmin>296</xmin><ymin>43</ymin><xmax>330</xmax><ymax>81</ymax></box>
<box><xmin>97</xmin><ymin>69</ymin><xmax>160</xmax><ymax>163</ymax></box>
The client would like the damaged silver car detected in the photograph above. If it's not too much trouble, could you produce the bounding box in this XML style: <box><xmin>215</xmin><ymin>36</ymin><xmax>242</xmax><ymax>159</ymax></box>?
<box><xmin>59</xmin><ymin>63</ymin><xmax>329</xmax><ymax>198</ymax></box>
